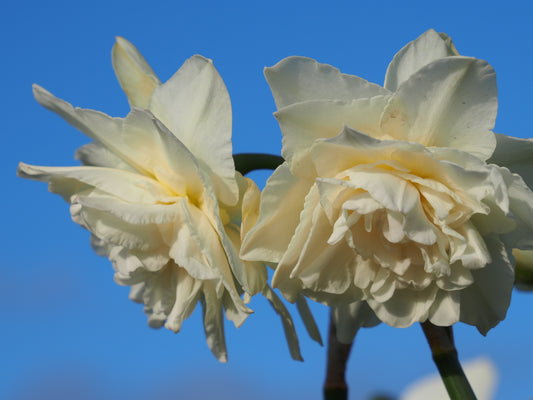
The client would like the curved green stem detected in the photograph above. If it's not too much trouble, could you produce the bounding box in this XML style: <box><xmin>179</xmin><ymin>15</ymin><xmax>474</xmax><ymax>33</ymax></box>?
<box><xmin>420</xmin><ymin>322</ymin><xmax>477</xmax><ymax>400</ymax></box>
<box><xmin>233</xmin><ymin>153</ymin><xmax>284</xmax><ymax>175</ymax></box>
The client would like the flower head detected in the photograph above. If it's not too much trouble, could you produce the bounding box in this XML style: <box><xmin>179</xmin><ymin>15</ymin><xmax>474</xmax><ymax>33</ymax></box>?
<box><xmin>242</xmin><ymin>30</ymin><xmax>533</xmax><ymax>334</ymax></box>
<box><xmin>18</xmin><ymin>38</ymin><xmax>302</xmax><ymax>361</ymax></box>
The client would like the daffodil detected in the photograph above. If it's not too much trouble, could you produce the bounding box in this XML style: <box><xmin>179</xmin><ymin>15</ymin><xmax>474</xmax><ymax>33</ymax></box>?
<box><xmin>19</xmin><ymin>38</ymin><xmax>306</xmax><ymax>361</ymax></box>
<box><xmin>242</xmin><ymin>30</ymin><xmax>533</xmax><ymax>334</ymax></box>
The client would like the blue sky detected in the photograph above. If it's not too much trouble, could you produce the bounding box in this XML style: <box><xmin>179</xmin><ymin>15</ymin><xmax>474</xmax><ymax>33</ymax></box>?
<box><xmin>2</xmin><ymin>1</ymin><xmax>533</xmax><ymax>399</ymax></box>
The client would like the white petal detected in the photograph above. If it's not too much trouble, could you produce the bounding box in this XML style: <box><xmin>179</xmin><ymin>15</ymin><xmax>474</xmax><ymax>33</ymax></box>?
<box><xmin>241</xmin><ymin>162</ymin><xmax>313</xmax><ymax>263</ymax></box>
<box><xmin>149</xmin><ymin>55</ymin><xmax>238</xmax><ymax>205</ymax></box>
<box><xmin>112</xmin><ymin>36</ymin><xmax>161</xmax><ymax>108</ymax></box>
<box><xmin>275</xmin><ymin>96</ymin><xmax>391</xmax><ymax>165</ymax></box>
<box><xmin>17</xmin><ymin>163</ymin><xmax>172</xmax><ymax>203</ymax></box>
<box><xmin>381</xmin><ymin>56</ymin><xmax>497</xmax><ymax>160</ymax></box>
<box><xmin>75</xmin><ymin>141</ymin><xmax>137</xmax><ymax>172</ymax></box>
<box><xmin>384</xmin><ymin>29</ymin><xmax>458</xmax><ymax>91</ymax></box>
<box><xmin>427</xmin><ymin>290</ymin><xmax>460</xmax><ymax>326</ymax></box>
<box><xmin>265</xmin><ymin>56</ymin><xmax>389</xmax><ymax>109</ymax></box>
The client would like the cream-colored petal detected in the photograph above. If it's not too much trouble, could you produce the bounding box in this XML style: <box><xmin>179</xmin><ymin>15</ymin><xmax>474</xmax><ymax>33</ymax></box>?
<box><xmin>381</xmin><ymin>56</ymin><xmax>497</xmax><ymax>160</ymax></box>
<box><xmin>489</xmin><ymin>133</ymin><xmax>533</xmax><ymax>190</ymax></box>
<box><xmin>149</xmin><ymin>55</ymin><xmax>238</xmax><ymax>205</ymax></box>
<box><xmin>112</xmin><ymin>37</ymin><xmax>161</xmax><ymax>108</ymax></box>
<box><xmin>141</xmin><ymin>264</ymin><xmax>176</xmax><ymax>328</ymax></box>
<box><xmin>164</xmin><ymin>267</ymin><xmax>202</xmax><ymax>333</ymax></box>
<box><xmin>17</xmin><ymin>163</ymin><xmax>172</xmax><ymax>203</ymax></box>
<box><xmin>427</xmin><ymin>290</ymin><xmax>460</xmax><ymax>326</ymax></box>
<box><xmin>241</xmin><ymin>162</ymin><xmax>313</xmax><ymax>263</ymax></box>
<box><xmin>75</xmin><ymin>141</ymin><xmax>137</xmax><ymax>172</ymax></box>
<box><xmin>265</xmin><ymin>56</ymin><xmax>389</xmax><ymax>109</ymax></box>
<box><xmin>275</xmin><ymin>96</ymin><xmax>390</xmax><ymax>165</ymax></box>
<box><xmin>384</xmin><ymin>29</ymin><xmax>459</xmax><ymax>91</ymax></box>
<box><xmin>32</xmin><ymin>85</ymin><xmax>133</xmax><ymax>166</ymax></box>
<box><xmin>262</xmin><ymin>285</ymin><xmax>303</xmax><ymax>361</ymax></box>
<box><xmin>459</xmin><ymin>235</ymin><xmax>514</xmax><ymax>335</ymax></box>
<box><xmin>367</xmin><ymin>285</ymin><xmax>439</xmax><ymax>328</ymax></box>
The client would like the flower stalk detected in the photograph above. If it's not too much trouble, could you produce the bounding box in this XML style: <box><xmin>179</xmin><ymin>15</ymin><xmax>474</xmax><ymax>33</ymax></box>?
<box><xmin>420</xmin><ymin>322</ymin><xmax>477</xmax><ymax>400</ymax></box>
<box><xmin>233</xmin><ymin>153</ymin><xmax>284</xmax><ymax>175</ymax></box>
<box><xmin>324</xmin><ymin>312</ymin><xmax>354</xmax><ymax>400</ymax></box>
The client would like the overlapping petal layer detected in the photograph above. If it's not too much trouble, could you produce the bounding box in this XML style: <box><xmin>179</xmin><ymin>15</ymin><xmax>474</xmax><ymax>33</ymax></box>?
<box><xmin>18</xmin><ymin>38</ymin><xmax>310</xmax><ymax>361</ymax></box>
<box><xmin>242</xmin><ymin>29</ymin><xmax>533</xmax><ymax>333</ymax></box>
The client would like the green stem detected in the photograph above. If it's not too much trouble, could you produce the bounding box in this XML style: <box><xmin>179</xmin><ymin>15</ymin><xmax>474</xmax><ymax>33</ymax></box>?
<box><xmin>233</xmin><ymin>153</ymin><xmax>284</xmax><ymax>175</ymax></box>
<box><xmin>324</xmin><ymin>312</ymin><xmax>353</xmax><ymax>400</ymax></box>
<box><xmin>420</xmin><ymin>322</ymin><xmax>477</xmax><ymax>400</ymax></box>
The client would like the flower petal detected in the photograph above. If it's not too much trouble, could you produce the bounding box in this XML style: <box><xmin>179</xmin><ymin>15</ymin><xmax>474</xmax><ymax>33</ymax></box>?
<box><xmin>265</xmin><ymin>56</ymin><xmax>390</xmax><ymax>109</ymax></box>
<box><xmin>148</xmin><ymin>55</ymin><xmax>238</xmax><ymax>205</ymax></box>
<box><xmin>201</xmin><ymin>282</ymin><xmax>228</xmax><ymax>362</ymax></box>
<box><xmin>275</xmin><ymin>96</ymin><xmax>391</xmax><ymax>166</ymax></box>
<box><xmin>459</xmin><ymin>235</ymin><xmax>514</xmax><ymax>335</ymax></box>
<box><xmin>295</xmin><ymin>294</ymin><xmax>323</xmax><ymax>345</ymax></box>
<box><xmin>112</xmin><ymin>37</ymin><xmax>161</xmax><ymax>108</ymax></box>
<box><xmin>488</xmin><ymin>133</ymin><xmax>533</xmax><ymax>190</ymax></box>
<box><xmin>381</xmin><ymin>56</ymin><xmax>497</xmax><ymax>160</ymax></box>
<box><xmin>241</xmin><ymin>162</ymin><xmax>313</xmax><ymax>263</ymax></box>
<box><xmin>262</xmin><ymin>285</ymin><xmax>303</xmax><ymax>361</ymax></box>
<box><xmin>384</xmin><ymin>29</ymin><xmax>458</xmax><ymax>91</ymax></box>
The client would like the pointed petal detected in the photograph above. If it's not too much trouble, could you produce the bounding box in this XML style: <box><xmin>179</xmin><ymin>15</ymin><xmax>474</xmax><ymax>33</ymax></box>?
<box><xmin>384</xmin><ymin>29</ymin><xmax>459</xmax><ymax>91</ymax></box>
<box><xmin>381</xmin><ymin>56</ymin><xmax>497</xmax><ymax>160</ymax></box>
<box><xmin>265</xmin><ymin>56</ymin><xmax>389</xmax><ymax>109</ymax></box>
<box><xmin>262</xmin><ymin>285</ymin><xmax>303</xmax><ymax>361</ymax></box>
<box><xmin>112</xmin><ymin>36</ymin><xmax>161</xmax><ymax>108</ymax></box>
<box><xmin>149</xmin><ymin>55</ymin><xmax>238</xmax><ymax>205</ymax></box>
<box><xmin>295</xmin><ymin>294</ymin><xmax>323</xmax><ymax>345</ymax></box>
<box><xmin>201</xmin><ymin>282</ymin><xmax>228</xmax><ymax>362</ymax></box>
<box><xmin>164</xmin><ymin>267</ymin><xmax>202</xmax><ymax>333</ymax></box>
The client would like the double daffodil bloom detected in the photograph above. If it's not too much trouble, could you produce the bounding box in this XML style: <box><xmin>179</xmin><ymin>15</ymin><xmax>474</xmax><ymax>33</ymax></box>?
<box><xmin>242</xmin><ymin>30</ymin><xmax>533</xmax><ymax>335</ymax></box>
<box><xmin>19</xmin><ymin>38</ymin><xmax>308</xmax><ymax>361</ymax></box>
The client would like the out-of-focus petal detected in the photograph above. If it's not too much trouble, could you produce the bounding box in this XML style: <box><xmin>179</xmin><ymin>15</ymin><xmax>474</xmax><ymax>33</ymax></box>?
<box><xmin>489</xmin><ymin>133</ymin><xmax>533</xmax><ymax>189</ymax></box>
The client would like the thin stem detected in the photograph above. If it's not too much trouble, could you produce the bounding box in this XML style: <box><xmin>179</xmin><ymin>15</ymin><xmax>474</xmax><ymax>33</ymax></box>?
<box><xmin>324</xmin><ymin>312</ymin><xmax>353</xmax><ymax>400</ymax></box>
<box><xmin>420</xmin><ymin>322</ymin><xmax>477</xmax><ymax>400</ymax></box>
<box><xmin>233</xmin><ymin>153</ymin><xmax>284</xmax><ymax>175</ymax></box>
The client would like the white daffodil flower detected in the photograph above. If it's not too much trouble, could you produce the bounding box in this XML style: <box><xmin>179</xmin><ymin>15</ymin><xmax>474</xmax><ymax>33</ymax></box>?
<box><xmin>18</xmin><ymin>38</ymin><xmax>307</xmax><ymax>361</ymax></box>
<box><xmin>241</xmin><ymin>29</ymin><xmax>533</xmax><ymax>334</ymax></box>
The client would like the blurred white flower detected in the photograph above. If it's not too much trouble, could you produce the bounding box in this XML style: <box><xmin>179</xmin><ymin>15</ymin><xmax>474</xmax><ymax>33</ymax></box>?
<box><xmin>18</xmin><ymin>38</ymin><xmax>304</xmax><ymax>361</ymax></box>
<box><xmin>400</xmin><ymin>357</ymin><xmax>497</xmax><ymax>400</ymax></box>
<box><xmin>242</xmin><ymin>29</ymin><xmax>533</xmax><ymax>334</ymax></box>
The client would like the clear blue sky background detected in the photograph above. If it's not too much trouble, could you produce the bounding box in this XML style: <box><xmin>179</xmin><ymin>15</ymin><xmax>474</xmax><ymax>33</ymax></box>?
<box><xmin>2</xmin><ymin>1</ymin><xmax>532</xmax><ymax>399</ymax></box>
